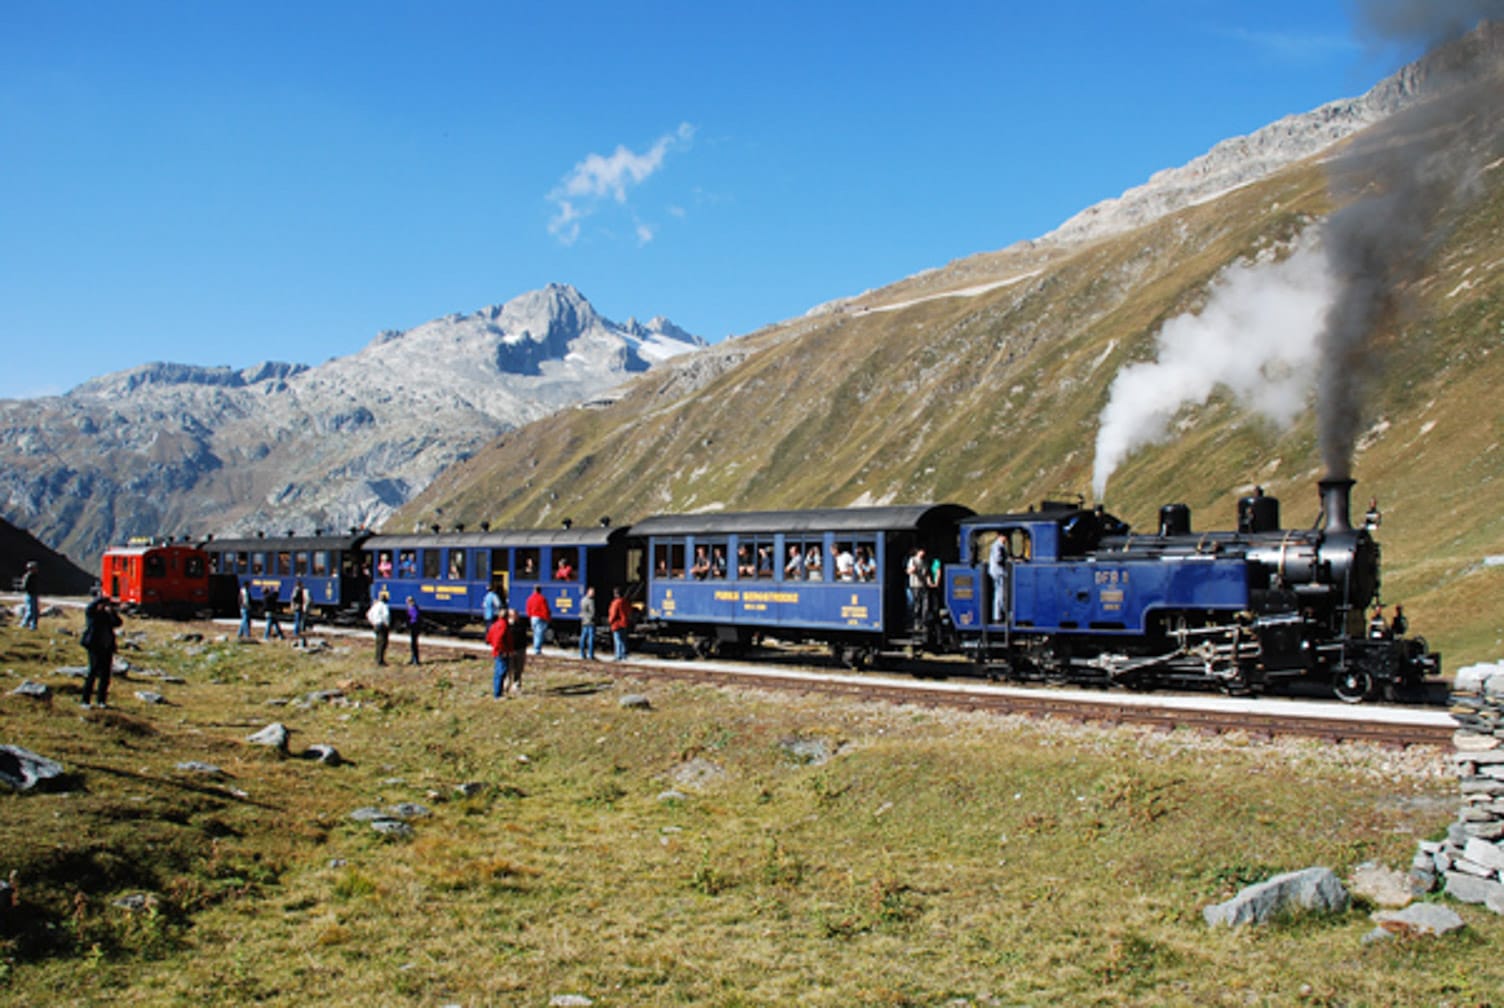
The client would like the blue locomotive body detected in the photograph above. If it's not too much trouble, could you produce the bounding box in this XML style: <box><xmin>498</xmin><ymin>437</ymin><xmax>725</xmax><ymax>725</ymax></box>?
<box><xmin>942</xmin><ymin>480</ymin><xmax>1439</xmax><ymax>701</ymax></box>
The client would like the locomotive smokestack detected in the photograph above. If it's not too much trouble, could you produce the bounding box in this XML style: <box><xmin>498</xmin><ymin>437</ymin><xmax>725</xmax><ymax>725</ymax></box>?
<box><xmin>1319</xmin><ymin>477</ymin><xmax>1356</xmax><ymax>534</ymax></box>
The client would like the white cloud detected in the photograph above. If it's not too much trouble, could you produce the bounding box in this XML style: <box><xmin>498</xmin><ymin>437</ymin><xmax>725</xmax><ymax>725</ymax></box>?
<box><xmin>548</xmin><ymin>123</ymin><xmax>695</xmax><ymax>245</ymax></box>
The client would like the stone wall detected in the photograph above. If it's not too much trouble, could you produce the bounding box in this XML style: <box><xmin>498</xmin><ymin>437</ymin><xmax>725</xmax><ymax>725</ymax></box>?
<box><xmin>1411</xmin><ymin>663</ymin><xmax>1504</xmax><ymax>914</ymax></box>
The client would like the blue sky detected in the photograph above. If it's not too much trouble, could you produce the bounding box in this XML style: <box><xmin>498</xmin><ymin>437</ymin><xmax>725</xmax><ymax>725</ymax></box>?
<box><xmin>0</xmin><ymin>1</ymin><xmax>1431</xmax><ymax>399</ymax></box>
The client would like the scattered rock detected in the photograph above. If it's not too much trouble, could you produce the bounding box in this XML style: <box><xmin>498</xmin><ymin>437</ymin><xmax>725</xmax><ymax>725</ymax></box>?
<box><xmin>455</xmin><ymin>782</ymin><xmax>486</xmax><ymax>798</ymax></box>
<box><xmin>370</xmin><ymin>819</ymin><xmax>414</xmax><ymax>839</ymax></box>
<box><xmin>657</xmin><ymin>789</ymin><xmax>689</xmax><ymax>803</ymax></box>
<box><xmin>0</xmin><ymin>745</ymin><xmax>67</xmax><ymax>792</ymax></box>
<box><xmin>1444</xmin><ymin>870</ymin><xmax>1504</xmax><ymax>906</ymax></box>
<box><xmin>780</xmin><ymin>736</ymin><xmax>832</xmax><ymax>766</ymax></box>
<box><xmin>172</xmin><ymin>632</ymin><xmax>204</xmax><ymax>643</ymax></box>
<box><xmin>10</xmin><ymin>680</ymin><xmax>51</xmax><ymax>700</ymax></box>
<box><xmin>304</xmin><ymin>744</ymin><xmax>342</xmax><ymax>766</ymax></box>
<box><xmin>619</xmin><ymin>693</ymin><xmax>652</xmax><ymax>709</ymax></box>
<box><xmin>113</xmin><ymin>893</ymin><xmax>158</xmax><ymax>912</ymax></box>
<box><xmin>175</xmin><ymin>761</ymin><xmax>224</xmax><ymax>776</ymax></box>
<box><xmin>387</xmin><ymin>802</ymin><xmax>431</xmax><ymax>820</ymax></box>
<box><xmin>1203</xmin><ymin>867</ymin><xmax>1350</xmax><ymax>928</ymax></box>
<box><xmin>246</xmin><ymin>723</ymin><xmax>290</xmax><ymax>752</ymax></box>
<box><xmin>1371</xmin><ymin>903</ymin><xmax>1466</xmax><ymax>937</ymax></box>
<box><xmin>1349</xmin><ymin>861</ymin><xmax>1413</xmax><ymax>908</ymax></box>
<box><xmin>671</xmin><ymin>757</ymin><xmax>726</xmax><ymax>791</ymax></box>
<box><xmin>550</xmin><ymin>996</ymin><xmax>593</xmax><ymax>1007</ymax></box>
<box><xmin>134</xmin><ymin>691</ymin><xmax>167</xmax><ymax>705</ymax></box>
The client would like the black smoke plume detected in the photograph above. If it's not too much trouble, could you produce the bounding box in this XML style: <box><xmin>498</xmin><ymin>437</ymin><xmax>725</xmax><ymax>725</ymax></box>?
<box><xmin>1317</xmin><ymin>5</ymin><xmax>1504</xmax><ymax>479</ymax></box>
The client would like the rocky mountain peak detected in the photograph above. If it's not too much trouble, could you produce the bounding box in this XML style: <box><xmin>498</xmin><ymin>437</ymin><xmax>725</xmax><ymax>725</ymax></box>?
<box><xmin>0</xmin><ymin>286</ymin><xmax>704</xmax><ymax>561</ymax></box>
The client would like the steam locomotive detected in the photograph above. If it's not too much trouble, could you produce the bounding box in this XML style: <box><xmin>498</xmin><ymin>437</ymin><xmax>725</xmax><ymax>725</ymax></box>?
<box><xmin>943</xmin><ymin>478</ymin><xmax>1438</xmax><ymax>702</ymax></box>
<box><xmin>104</xmin><ymin>476</ymin><xmax>1439</xmax><ymax>703</ymax></box>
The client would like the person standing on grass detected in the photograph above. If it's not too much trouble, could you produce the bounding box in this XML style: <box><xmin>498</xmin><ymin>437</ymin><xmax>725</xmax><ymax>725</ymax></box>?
<box><xmin>20</xmin><ymin>560</ymin><xmax>39</xmax><ymax>630</ymax></box>
<box><xmin>608</xmin><ymin>586</ymin><xmax>630</xmax><ymax>661</ymax></box>
<box><xmin>526</xmin><ymin>585</ymin><xmax>551</xmax><ymax>655</ymax></box>
<box><xmin>579</xmin><ymin>585</ymin><xmax>597</xmax><ymax>660</ymax></box>
<box><xmin>486</xmin><ymin>609</ymin><xmax>512</xmax><ymax>698</ymax></box>
<box><xmin>263</xmin><ymin>585</ymin><xmax>284</xmax><ymax>640</ymax></box>
<box><xmin>405</xmin><ymin>595</ymin><xmax>422</xmax><ymax>666</ymax></box>
<box><xmin>237</xmin><ymin>580</ymin><xmax>252</xmax><ymax>639</ymax></box>
<box><xmin>81</xmin><ymin>589</ymin><xmax>122</xmax><ymax>708</ymax></box>
<box><xmin>367</xmin><ymin>591</ymin><xmax>391</xmax><ymax>666</ymax></box>
<box><xmin>291</xmin><ymin>579</ymin><xmax>310</xmax><ymax>646</ymax></box>
<box><xmin>506</xmin><ymin>608</ymin><xmax>527</xmax><ymax>696</ymax></box>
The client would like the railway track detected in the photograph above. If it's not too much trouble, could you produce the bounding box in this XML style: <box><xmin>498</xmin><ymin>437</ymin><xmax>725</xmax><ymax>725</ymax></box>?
<box><xmin>194</xmin><ymin>616</ymin><xmax>1456</xmax><ymax>748</ymax></box>
<box><xmin>608</xmin><ymin>657</ymin><xmax>1458</xmax><ymax>748</ymax></box>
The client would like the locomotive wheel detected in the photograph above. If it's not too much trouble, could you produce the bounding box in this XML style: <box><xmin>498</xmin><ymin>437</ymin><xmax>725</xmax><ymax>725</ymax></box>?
<box><xmin>1333</xmin><ymin>668</ymin><xmax>1373</xmax><ymax>704</ymax></box>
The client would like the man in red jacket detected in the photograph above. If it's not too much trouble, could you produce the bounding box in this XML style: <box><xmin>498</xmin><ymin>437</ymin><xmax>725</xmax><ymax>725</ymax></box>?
<box><xmin>608</xmin><ymin>587</ymin><xmax>630</xmax><ymax>661</ymax></box>
<box><xmin>525</xmin><ymin>586</ymin><xmax>551</xmax><ymax>655</ymax></box>
<box><xmin>485</xmin><ymin>611</ymin><xmax>512</xmax><ymax>699</ymax></box>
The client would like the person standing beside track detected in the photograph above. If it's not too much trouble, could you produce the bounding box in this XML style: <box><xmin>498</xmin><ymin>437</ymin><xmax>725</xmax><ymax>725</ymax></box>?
<box><xmin>486</xmin><ymin>609</ymin><xmax>512</xmax><ymax>698</ymax></box>
<box><xmin>579</xmin><ymin>585</ymin><xmax>597</xmax><ymax>660</ymax></box>
<box><xmin>484</xmin><ymin>581</ymin><xmax>504</xmax><ymax>626</ymax></box>
<box><xmin>608</xmin><ymin>586</ymin><xmax>630</xmax><ymax>661</ymax></box>
<box><xmin>19</xmin><ymin>560</ymin><xmax>39</xmax><ymax>630</ymax></box>
<box><xmin>263</xmin><ymin>585</ymin><xmax>285</xmax><ymax>640</ymax></box>
<box><xmin>506</xmin><ymin>608</ymin><xmax>526</xmax><ymax>695</ymax></box>
<box><xmin>237</xmin><ymin>580</ymin><xmax>252</xmax><ymax>639</ymax></box>
<box><xmin>367</xmin><ymin>591</ymin><xmax>391</xmax><ymax>666</ymax></box>
<box><xmin>526</xmin><ymin>586</ymin><xmax>551</xmax><ymax>655</ymax></box>
<box><xmin>405</xmin><ymin>595</ymin><xmax>422</xmax><ymax>666</ymax></box>
<box><xmin>291</xmin><ymin>579</ymin><xmax>310</xmax><ymax>646</ymax></box>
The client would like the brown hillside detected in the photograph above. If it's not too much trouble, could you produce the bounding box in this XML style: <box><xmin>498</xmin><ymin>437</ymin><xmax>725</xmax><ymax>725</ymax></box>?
<box><xmin>401</xmin><ymin>118</ymin><xmax>1504</xmax><ymax>668</ymax></box>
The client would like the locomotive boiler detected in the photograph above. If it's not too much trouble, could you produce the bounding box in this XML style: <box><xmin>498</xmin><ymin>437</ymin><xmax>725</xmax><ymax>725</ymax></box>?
<box><xmin>942</xmin><ymin>477</ymin><xmax>1439</xmax><ymax>701</ymax></box>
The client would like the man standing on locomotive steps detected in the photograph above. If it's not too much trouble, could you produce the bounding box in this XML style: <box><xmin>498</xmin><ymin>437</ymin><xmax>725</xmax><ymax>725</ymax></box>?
<box><xmin>987</xmin><ymin>533</ymin><xmax>1008</xmax><ymax>623</ymax></box>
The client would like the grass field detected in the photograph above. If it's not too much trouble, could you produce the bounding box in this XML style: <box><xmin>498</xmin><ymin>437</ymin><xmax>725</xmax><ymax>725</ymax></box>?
<box><xmin>2</xmin><ymin>613</ymin><xmax>1499</xmax><ymax>1007</ymax></box>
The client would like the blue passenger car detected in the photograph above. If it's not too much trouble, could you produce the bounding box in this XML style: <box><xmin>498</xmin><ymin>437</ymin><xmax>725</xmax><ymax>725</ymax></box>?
<box><xmin>361</xmin><ymin>523</ymin><xmax>637</xmax><ymax>635</ymax></box>
<box><xmin>201</xmin><ymin>531</ymin><xmax>373</xmax><ymax>620</ymax></box>
<box><xmin>632</xmin><ymin>504</ymin><xmax>972</xmax><ymax>665</ymax></box>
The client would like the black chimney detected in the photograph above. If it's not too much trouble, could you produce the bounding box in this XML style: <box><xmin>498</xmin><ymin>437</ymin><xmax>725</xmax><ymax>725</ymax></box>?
<box><xmin>1318</xmin><ymin>477</ymin><xmax>1355</xmax><ymax>534</ymax></box>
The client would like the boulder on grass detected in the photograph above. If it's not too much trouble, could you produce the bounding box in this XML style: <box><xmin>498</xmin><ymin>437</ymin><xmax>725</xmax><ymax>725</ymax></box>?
<box><xmin>1204</xmin><ymin>867</ymin><xmax>1350</xmax><ymax>928</ymax></box>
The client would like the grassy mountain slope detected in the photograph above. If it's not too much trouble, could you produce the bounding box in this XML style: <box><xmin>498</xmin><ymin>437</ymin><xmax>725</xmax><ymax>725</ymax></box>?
<box><xmin>402</xmin><ymin>149</ymin><xmax>1504</xmax><ymax>667</ymax></box>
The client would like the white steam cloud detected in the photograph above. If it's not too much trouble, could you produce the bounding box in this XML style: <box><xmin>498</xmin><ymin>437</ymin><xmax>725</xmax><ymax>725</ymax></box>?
<box><xmin>1091</xmin><ymin>236</ymin><xmax>1335</xmax><ymax>498</ymax></box>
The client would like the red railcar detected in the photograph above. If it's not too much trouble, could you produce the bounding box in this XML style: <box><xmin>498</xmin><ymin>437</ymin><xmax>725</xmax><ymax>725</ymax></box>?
<box><xmin>100</xmin><ymin>542</ymin><xmax>210</xmax><ymax>615</ymax></box>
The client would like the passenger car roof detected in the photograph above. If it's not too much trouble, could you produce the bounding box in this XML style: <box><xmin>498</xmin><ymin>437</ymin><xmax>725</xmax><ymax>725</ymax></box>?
<box><xmin>628</xmin><ymin>504</ymin><xmax>973</xmax><ymax>536</ymax></box>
